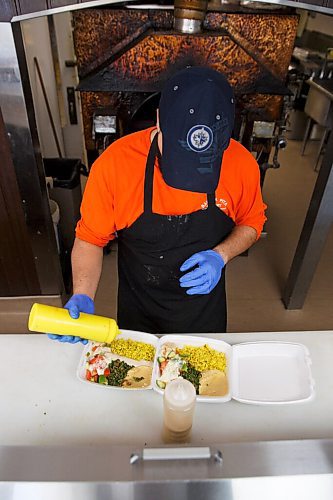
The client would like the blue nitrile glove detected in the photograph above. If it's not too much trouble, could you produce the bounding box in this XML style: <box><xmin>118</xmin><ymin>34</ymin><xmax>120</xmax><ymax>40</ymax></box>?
<box><xmin>179</xmin><ymin>250</ymin><xmax>225</xmax><ymax>295</ymax></box>
<box><xmin>47</xmin><ymin>294</ymin><xmax>95</xmax><ymax>345</ymax></box>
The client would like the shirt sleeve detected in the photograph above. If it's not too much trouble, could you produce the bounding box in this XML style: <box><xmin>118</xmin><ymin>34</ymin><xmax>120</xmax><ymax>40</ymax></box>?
<box><xmin>234</xmin><ymin>151</ymin><xmax>267</xmax><ymax>239</ymax></box>
<box><xmin>75</xmin><ymin>149</ymin><xmax>116</xmax><ymax>247</ymax></box>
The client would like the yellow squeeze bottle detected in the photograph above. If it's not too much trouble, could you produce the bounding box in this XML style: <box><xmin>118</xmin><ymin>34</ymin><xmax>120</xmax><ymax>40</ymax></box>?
<box><xmin>28</xmin><ymin>303</ymin><xmax>120</xmax><ymax>343</ymax></box>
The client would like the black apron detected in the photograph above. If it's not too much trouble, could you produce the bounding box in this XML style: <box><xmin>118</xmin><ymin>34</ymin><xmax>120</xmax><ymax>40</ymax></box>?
<box><xmin>117</xmin><ymin>135</ymin><xmax>235</xmax><ymax>334</ymax></box>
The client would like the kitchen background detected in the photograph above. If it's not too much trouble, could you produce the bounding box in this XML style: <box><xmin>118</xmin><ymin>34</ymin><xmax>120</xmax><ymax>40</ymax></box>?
<box><xmin>0</xmin><ymin>0</ymin><xmax>332</xmax><ymax>333</ymax></box>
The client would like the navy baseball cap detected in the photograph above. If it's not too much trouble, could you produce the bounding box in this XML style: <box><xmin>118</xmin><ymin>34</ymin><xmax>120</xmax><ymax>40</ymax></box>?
<box><xmin>158</xmin><ymin>66</ymin><xmax>235</xmax><ymax>193</ymax></box>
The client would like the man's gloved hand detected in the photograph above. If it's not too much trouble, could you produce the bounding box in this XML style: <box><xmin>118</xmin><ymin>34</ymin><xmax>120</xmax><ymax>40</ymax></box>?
<box><xmin>47</xmin><ymin>294</ymin><xmax>95</xmax><ymax>345</ymax></box>
<box><xmin>179</xmin><ymin>250</ymin><xmax>225</xmax><ymax>295</ymax></box>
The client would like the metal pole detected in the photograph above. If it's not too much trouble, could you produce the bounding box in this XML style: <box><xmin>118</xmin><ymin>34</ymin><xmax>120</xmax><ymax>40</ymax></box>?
<box><xmin>282</xmin><ymin>130</ymin><xmax>333</xmax><ymax>309</ymax></box>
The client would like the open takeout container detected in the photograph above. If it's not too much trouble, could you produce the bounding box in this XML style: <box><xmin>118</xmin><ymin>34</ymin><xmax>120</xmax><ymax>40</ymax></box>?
<box><xmin>77</xmin><ymin>329</ymin><xmax>158</xmax><ymax>391</ymax></box>
<box><xmin>77</xmin><ymin>331</ymin><xmax>315</xmax><ymax>404</ymax></box>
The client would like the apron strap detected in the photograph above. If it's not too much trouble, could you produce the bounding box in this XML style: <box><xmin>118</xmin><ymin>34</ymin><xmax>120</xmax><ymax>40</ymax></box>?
<box><xmin>144</xmin><ymin>133</ymin><xmax>159</xmax><ymax>214</ymax></box>
<box><xmin>144</xmin><ymin>133</ymin><xmax>216</xmax><ymax>212</ymax></box>
<box><xmin>207</xmin><ymin>193</ymin><xmax>216</xmax><ymax>208</ymax></box>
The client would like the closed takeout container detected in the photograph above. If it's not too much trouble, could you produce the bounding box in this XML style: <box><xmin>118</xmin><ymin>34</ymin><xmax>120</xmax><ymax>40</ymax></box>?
<box><xmin>77</xmin><ymin>331</ymin><xmax>315</xmax><ymax>404</ymax></box>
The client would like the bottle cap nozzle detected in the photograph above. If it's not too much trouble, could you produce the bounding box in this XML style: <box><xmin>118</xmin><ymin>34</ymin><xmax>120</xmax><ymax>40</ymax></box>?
<box><xmin>164</xmin><ymin>378</ymin><xmax>196</xmax><ymax>408</ymax></box>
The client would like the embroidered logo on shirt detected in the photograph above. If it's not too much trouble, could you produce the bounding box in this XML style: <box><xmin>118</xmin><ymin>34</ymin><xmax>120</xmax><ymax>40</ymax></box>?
<box><xmin>201</xmin><ymin>198</ymin><xmax>228</xmax><ymax>211</ymax></box>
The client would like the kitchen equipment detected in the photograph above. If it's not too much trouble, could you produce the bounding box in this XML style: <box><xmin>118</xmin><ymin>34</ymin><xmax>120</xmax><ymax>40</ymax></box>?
<box><xmin>174</xmin><ymin>0</ymin><xmax>208</xmax><ymax>33</ymax></box>
<box><xmin>301</xmin><ymin>78</ymin><xmax>333</xmax><ymax>169</ymax></box>
<box><xmin>28</xmin><ymin>303</ymin><xmax>120</xmax><ymax>343</ymax></box>
<box><xmin>304</xmin><ymin>80</ymin><xmax>333</xmax><ymax>128</ymax></box>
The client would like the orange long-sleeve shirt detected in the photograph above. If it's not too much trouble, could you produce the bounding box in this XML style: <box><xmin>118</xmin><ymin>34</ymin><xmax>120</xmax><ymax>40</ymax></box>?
<box><xmin>76</xmin><ymin>127</ymin><xmax>267</xmax><ymax>247</ymax></box>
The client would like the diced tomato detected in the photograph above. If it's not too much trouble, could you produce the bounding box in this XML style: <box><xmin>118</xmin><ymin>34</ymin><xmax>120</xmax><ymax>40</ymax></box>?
<box><xmin>160</xmin><ymin>360</ymin><xmax>168</xmax><ymax>372</ymax></box>
<box><xmin>90</xmin><ymin>369</ymin><xmax>97</xmax><ymax>377</ymax></box>
<box><xmin>86</xmin><ymin>369</ymin><xmax>92</xmax><ymax>381</ymax></box>
<box><xmin>92</xmin><ymin>346</ymin><xmax>98</xmax><ymax>352</ymax></box>
<box><xmin>88</xmin><ymin>354</ymin><xmax>102</xmax><ymax>365</ymax></box>
<box><xmin>104</xmin><ymin>368</ymin><xmax>110</xmax><ymax>376</ymax></box>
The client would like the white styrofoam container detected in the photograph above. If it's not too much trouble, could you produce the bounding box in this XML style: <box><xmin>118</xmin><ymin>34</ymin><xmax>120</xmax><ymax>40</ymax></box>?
<box><xmin>230</xmin><ymin>341</ymin><xmax>315</xmax><ymax>405</ymax></box>
<box><xmin>77</xmin><ymin>331</ymin><xmax>315</xmax><ymax>404</ymax></box>
<box><xmin>151</xmin><ymin>335</ymin><xmax>233</xmax><ymax>403</ymax></box>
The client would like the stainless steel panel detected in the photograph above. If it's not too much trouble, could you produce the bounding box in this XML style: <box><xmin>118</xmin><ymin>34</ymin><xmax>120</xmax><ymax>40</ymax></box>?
<box><xmin>243</xmin><ymin>0</ymin><xmax>333</xmax><ymax>15</ymax></box>
<box><xmin>1</xmin><ymin>478</ymin><xmax>332</xmax><ymax>500</ymax></box>
<box><xmin>0</xmin><ymin>22</ymin><xmax>63</xmax><ymax>295</ymax></box>
<box><xmin>0</xmin><ymin>440</ymin><xmax>333</xmax><ymax>499</ymax></box>
<box><xmin>309</xmin><ymin>79</ymin><xmax>333</xmax><ymax>102</ymax></box>
<box><xmin>11</xmin><ymin>0</ymin><xmax>139</xmax><ymax>22</ymax></box>
<box><xmin>7</xmin><ymin>0</ymin><xmax>333</xmax><ymax>21</ymax></box>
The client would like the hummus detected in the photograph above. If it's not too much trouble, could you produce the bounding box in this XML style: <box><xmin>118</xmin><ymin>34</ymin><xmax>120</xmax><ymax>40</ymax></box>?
<box><xmin>122</xmin><ymin>365</ymin><xmax>153</xmax><ymax>388</ymax></box>
<box><xmin>199</xmin><ymin>369</ymin><xmax>228</xmax><ymax>396</ymax></box>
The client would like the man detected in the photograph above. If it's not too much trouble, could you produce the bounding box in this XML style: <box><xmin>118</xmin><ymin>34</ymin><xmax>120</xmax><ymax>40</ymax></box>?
<box><xmin>48</xmin><ymin>66</ymin><xmax>266</xmax><ymax>344</ymax></box>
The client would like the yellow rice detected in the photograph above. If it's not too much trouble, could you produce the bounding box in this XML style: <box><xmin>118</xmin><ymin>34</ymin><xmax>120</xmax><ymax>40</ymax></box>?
<box><xmin>178</xmin><ymin>344</ymin><xmax>226</xmax><ymax>372</ymax></box>
<box><xmin>110</xmin><ymin>338</ymin><xmax>155</xmax><ymax>361</ymax></box>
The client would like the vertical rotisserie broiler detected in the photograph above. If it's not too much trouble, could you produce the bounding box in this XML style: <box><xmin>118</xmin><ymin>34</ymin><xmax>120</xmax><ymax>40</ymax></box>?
<box><xmin>71</xmin><ymin>3</ymin><xmax>298</xmax><ymax>181</ymax></box>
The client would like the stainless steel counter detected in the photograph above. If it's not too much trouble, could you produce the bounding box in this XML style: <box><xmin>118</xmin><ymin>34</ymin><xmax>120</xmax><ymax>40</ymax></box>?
<box><xmin>2</xmin><ymin>332</ymin><xmax>333</xmax><ymax>447</ymax></box>
<box><xmin>1</xmin><ymin>331</ymin><xmax>333</xmax><ymax>499</ymax></box>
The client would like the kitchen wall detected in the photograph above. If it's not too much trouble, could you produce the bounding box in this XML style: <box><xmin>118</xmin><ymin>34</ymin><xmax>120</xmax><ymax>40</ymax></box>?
<box><xmin>306</xmin><ymin>12</ymin><xmax>333</xmax><ymax>36</ymax></box>
<box><xmin>22</xmin><ymin>16</ymin><xmax>64</xmax><ymax>157</ymax></box>
<box><xmin>21</xmin><ymin>13</ymin><xmax>86</xmax><ymax>162</ymax></box>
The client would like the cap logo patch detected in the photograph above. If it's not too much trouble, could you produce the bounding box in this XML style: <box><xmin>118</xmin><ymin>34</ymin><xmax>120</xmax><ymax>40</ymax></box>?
<box><xmin>186</xmin><ymin>125</ymin><xmax>213</xmax><ymax>153</ymax></box>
